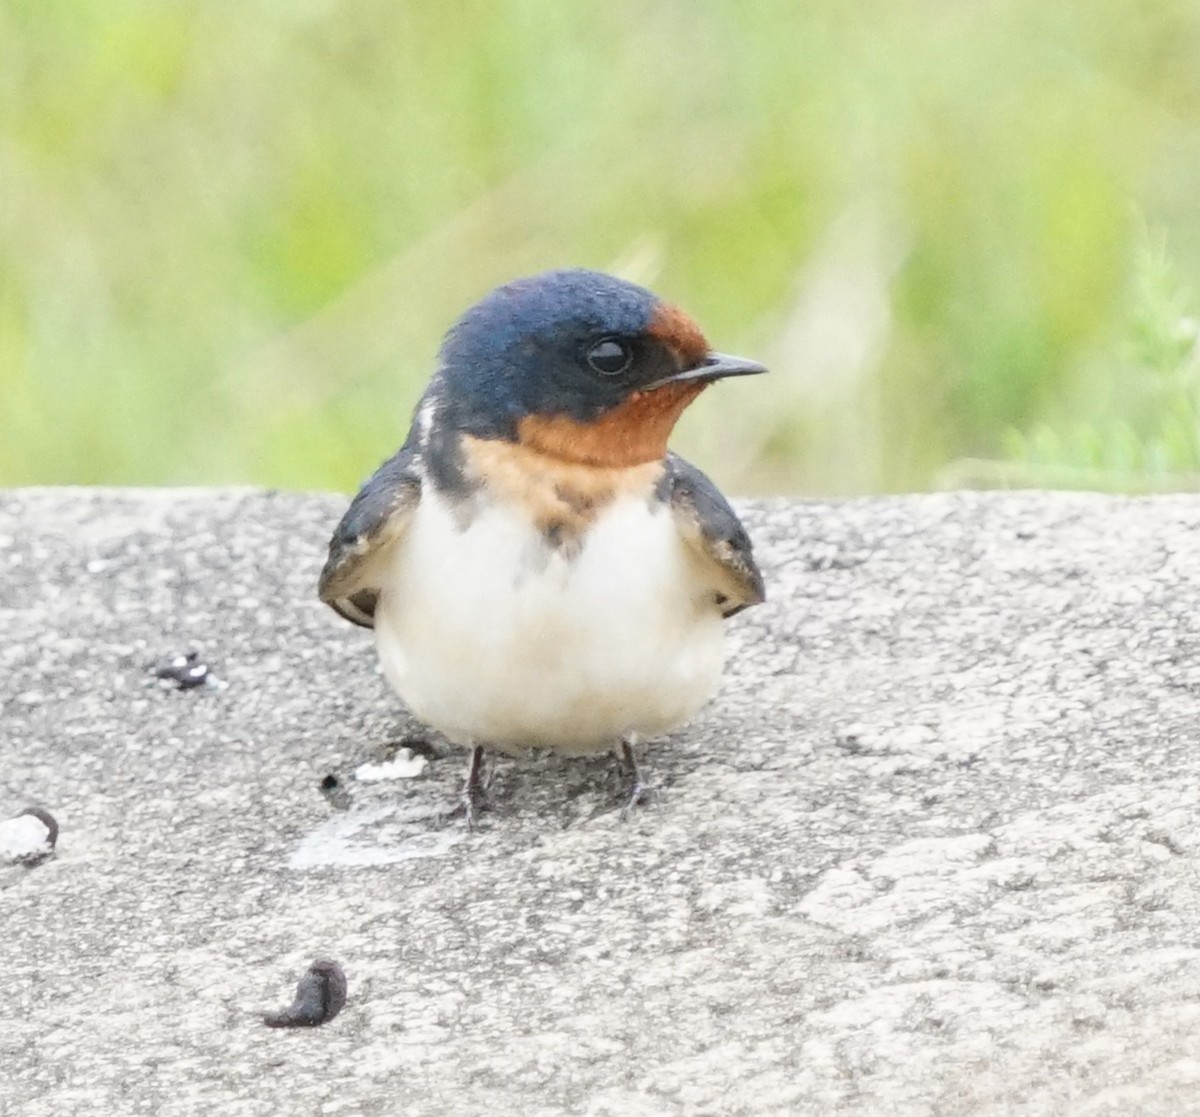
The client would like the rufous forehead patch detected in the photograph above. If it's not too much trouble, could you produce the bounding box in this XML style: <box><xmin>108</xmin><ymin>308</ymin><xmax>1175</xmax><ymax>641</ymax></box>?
<box><xmin>648</xmin><ymin>302</ymin><xmax>710</xmax><ymax>367</ymax></box>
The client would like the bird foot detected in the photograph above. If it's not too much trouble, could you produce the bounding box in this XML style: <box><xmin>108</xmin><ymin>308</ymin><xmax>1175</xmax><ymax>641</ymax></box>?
<box><xmin>441</xmin><ymin>745</ymin><xmax>492</xmax><ymax>830</ymax></box>
<box><xmin>620</xmin><ymin>779</ymin><xmax>660</xmax><ymax>820</ymax></box>
<box><xmin>617</xmin><ymin>738</ymin><xmax>660</xmax><ymax>820</ymax></box>
<box><xmin>444</xmin><ymin>786</ymin><xmax>492</xmax><ymax>830</ymax></box>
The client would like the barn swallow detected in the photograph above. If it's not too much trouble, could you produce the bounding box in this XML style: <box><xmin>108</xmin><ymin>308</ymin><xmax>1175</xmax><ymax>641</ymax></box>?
<box><xmin>319</xmin><ymin>269</ymin><xmax>766</xmax><ymax>824</ymax></box>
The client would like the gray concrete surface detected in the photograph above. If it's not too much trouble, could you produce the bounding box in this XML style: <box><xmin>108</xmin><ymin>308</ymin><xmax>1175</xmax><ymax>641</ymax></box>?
<box><xmin>4</xmin><ymin>487</ymin><xmax>1200</xmax><ymax>1116</ymax></box>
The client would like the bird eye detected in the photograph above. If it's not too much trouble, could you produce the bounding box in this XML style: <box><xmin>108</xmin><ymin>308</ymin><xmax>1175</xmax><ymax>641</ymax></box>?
<box><xmin>586</xmin><ymin>338</ymin><xmax>632</xmax><ymax>376</ymax></box>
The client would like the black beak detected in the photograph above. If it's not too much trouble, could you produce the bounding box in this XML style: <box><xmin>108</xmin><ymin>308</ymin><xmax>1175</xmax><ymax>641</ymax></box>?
<box><xmin>645</xmin><ymin>352</ymin><xmax>768</xmax><ymax>391</ymax></box>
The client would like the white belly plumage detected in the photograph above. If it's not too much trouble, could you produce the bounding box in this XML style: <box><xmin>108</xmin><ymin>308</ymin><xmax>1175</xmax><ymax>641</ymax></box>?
<box><xmin>373</xmin><ymin>489</ymin><xmax>726</xmax><ymax>754</ymax></box>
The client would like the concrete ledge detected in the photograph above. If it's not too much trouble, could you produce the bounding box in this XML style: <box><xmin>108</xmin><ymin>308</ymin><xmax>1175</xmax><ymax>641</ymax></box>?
<box><xmin>4</xmin><ymin>487</ymin><xmax>1200</xmax><ymax>1116</ymax></box>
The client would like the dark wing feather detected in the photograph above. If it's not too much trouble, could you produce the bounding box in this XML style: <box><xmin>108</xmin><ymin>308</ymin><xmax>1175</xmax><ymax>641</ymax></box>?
<box><xmin>318</xmin><ymin>445</ymin><xmax>422</xmax><ymax>628</ymax></box>
<box><xmin>662</xmin><ymin>453</ymin><xmax>765</xmax><ymax>618</ymax></box>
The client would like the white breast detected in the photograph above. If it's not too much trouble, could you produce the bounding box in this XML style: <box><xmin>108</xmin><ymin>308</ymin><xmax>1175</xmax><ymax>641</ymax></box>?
<box><xmin>373</xmin><ymin>489</ymin><xmax>726</xmax><ymax>754</ymax></box>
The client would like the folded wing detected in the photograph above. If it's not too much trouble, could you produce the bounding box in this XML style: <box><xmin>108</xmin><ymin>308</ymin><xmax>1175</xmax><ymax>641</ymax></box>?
<box><xmin>662</xmin><ymin>452</ymin><xmax>765</xmax><ymax>618</ymax></box>
<box><xmin>318</xmin><ymin>445</ymin><xmax>422</xmax><ymax>628</ymax></box>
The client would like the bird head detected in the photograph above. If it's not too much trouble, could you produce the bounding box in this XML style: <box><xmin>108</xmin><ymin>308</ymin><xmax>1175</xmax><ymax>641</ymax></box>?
<box><xmin>430</xmin><ymin>269</ymin><xmax>766</xmax><ymax>468</ymax></box>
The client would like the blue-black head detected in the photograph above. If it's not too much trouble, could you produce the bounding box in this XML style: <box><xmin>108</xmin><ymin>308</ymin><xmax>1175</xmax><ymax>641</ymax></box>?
<box><xmin>428</xmin><ymin>269</ymin><xmax>765</xmax><ymax>463</ymax></box>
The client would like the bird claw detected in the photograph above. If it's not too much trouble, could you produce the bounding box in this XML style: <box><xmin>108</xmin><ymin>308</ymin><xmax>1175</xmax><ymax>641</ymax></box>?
<box><xmin>443</xmin><ymin>786</ymin><xmax>492</xmax><ymax>830</ymax></box>
<box><xmin>620</xmin><ymin>779</ymin><xmax>660</xmax><ymax>820</ymax></box>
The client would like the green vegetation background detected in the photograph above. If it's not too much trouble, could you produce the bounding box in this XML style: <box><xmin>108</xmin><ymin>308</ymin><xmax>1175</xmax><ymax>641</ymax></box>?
<box><xmin>2</xmin><ymin>0</ymin><xmax>1199</xmax><ymax>495</ymax></box>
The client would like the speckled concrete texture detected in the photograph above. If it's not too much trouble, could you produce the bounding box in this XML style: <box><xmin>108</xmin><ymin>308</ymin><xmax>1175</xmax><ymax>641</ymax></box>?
<box><xmin>4</xmin><ymin>488</ymin><xmax>1200</xmax><ymax>1116</ymax></box>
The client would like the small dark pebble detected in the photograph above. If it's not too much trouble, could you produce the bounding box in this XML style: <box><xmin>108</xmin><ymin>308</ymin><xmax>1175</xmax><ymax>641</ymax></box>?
<box><xmin>152</xmin><ymin>650</ymin><xmax>210</xmax><ymax>690</ymax></box>
<box><xmin>319</xmin><ymin>772</ymin><xmax>352</xmax><ymax>810</ymax></box>
<box><xmin>263</xmin><ymin>959</ymin><xmax>347</xmax><ymax>1028</ymax></box>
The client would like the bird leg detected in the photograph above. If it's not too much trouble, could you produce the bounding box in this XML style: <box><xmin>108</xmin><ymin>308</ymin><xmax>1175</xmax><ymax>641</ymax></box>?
<box><xmin>441</xmin><ymin>745</ymin><xmax>490</xmax><ymax>829</ymax></box>
<box><xmin>619</xmin><ymin>736</ymin><xmax>659</xmax><ymax>818</ymax></box>
<box><xmin>455</xmin><ymin>744</ymin><xmax>490</xmax><ymax>830</ymax></box>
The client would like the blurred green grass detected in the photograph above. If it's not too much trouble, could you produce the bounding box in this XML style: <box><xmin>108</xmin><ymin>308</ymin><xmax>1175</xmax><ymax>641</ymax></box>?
<box><xmin>1</xmin><ymin>0</ymin><xmax>1199</xmax><ymax>495</ymax></box>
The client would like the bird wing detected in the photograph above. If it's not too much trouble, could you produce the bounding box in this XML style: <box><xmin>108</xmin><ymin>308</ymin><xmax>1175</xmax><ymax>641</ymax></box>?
<box><xmin>662</xmin><ymin>452</ymin><xmax>765</xmax><ymax>618</ymax></box>
<box><xmin>318</xmin><ymin>445</ymin><xmax>422</xmax><ymax>628</ymax></box>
